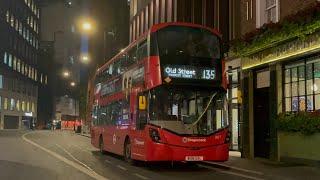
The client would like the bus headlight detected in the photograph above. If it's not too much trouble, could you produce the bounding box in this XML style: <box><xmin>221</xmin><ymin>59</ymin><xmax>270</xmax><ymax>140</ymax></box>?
<box><xmin>149</xmin><ymin>128</ymin><xmax>161</xmax><ymax>142</ymax></box>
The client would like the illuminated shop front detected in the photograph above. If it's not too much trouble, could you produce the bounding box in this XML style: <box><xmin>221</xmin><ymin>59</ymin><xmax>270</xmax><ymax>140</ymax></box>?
<box><xmin>240</xmin><ymin>29</ymin><xmax>320</xmax><ymax>161</ymax></box>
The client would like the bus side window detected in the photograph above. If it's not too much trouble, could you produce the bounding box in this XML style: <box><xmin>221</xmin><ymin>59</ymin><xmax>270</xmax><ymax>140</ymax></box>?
<box><xmin>137</xmin><ymin>94</ymin><xmax>148</xmax><ymax>130</ymax></box>
<box><xmin>137</xmin><ymin>40</ymin><xmax>147</xmax><ymax>60</ymax></box>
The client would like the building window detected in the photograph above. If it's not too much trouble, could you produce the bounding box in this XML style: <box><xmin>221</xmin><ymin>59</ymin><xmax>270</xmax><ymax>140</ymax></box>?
<box><xmin>27</xmin><ymin>102</ymin><xmax>30</xmax><ymax>112</ymax></box>
<box><xmin>6</xmin><ymin>11</ymin><xmax>10</xmax><ymax>22</ymax></box>
<box><xmin>0</xmin><ymin>75</ymin><xmax>3</xmax><ymax>89</ymax></box>
<box><xmin>266</xmin><ymin>0</ymin><xmax>277</xmax><ymax>22</ymax></box>
<box><xmin>284</xmin><ymin>57</ymin><xmax>320</xmax><ymax>112</ymax></box>
<box><xmin>8</xmin><ymin>54</ymin><xmax>12</xmax><ymax>67</ymax></box>
<box><xmin>4</xmin><ymin>98</ymin><xmax>8</xmax><ymax>110</ymax></box>
<box><xmin>10</xmin><ymin>99</ymin><xmax>15</xmax><ymax>111</ymax></box>
<box><xmin>256</xmin><ymin>0</ymin><xmax>279</xmax><ymax>28</ymax></box>
<box><xmin>16</xmin><ymin>100</ymin><xmax>20</xmax><ymax>111</ymax></box>
<box><xmin>32</xmin><ymin>102</ymin><xmax>35</xmax><ymax>113</ymax></box>
<box><xmin>3</xmin><ymin>52</ymin><xmax>8</xmax><ymax>64</ymax></box>
<box><xmin>22</xmin><ymin>101</ymin><xmax>25</xmax><ymax>112</ymax></box>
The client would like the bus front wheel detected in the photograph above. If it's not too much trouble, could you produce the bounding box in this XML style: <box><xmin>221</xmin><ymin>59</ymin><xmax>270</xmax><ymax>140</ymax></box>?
<box><xmin>124</xmin><ymin>138</ymin><xmax>135</xmax><ymax>165</ymax></box>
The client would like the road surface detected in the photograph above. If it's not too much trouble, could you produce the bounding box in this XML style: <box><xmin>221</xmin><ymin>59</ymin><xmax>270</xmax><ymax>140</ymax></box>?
<box><xmin>0</xmin><ymin>130</ymin><xmax>318</xmax><ymax>180</ymax></box>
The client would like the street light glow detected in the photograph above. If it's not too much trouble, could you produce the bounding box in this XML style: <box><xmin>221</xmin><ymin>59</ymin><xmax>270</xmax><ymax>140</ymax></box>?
<box><xmin>82</xmin><ymin>55</ymin><xmax>89</xmax><ymax>62</ymax></box>
<box><xmin>63</xmin><ymin>71</ymin><xmax>70</xmax><ymax>78</ymax></box>
<box><xmin>70</xmin><ymin>82</ymin><xmax>76</xmax><ymax>87</ymax></box>
<box><xmin>82</xmin><ymin>22</ymin><xmax>92</xmax><ymax>31</ymax></box>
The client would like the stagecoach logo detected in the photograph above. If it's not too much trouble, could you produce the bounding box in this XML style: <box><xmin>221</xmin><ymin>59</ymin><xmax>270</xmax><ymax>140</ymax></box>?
<box><xmin>113</xmin><ymin>134</ymin><xmax>117</xmax><ymax>145</ymax></box>
<box><xmin>182</xmin><ymin>137</ymin><xmax>206</xmax><ymax>143</ymax></box>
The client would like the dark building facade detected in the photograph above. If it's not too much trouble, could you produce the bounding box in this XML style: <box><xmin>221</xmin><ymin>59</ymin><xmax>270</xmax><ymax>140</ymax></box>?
<box><xmin>88</xmin><ymin>0</ymin><xmax>130</xmax><ymax>66</ymax></box>
<box><xmin>37</xmin><ymin>41</ymin><xmax>54</xmax><ymax>128</ymax></box>
<box><xmin>40</xmin><ymin>0</ymin><xmax>88</xmax><ymax>123</ymax></box>
<box><xmin>0</xmin><ymin>0</ymin><xmax>47</xmax><ymax>129</ymax></box>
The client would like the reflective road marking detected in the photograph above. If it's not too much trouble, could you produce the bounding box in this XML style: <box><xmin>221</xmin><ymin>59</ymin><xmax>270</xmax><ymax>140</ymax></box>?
<box><xmin>22</xmin><ymin>132</ymin><xmax>108</xmax><ymax>180</ymax></box>
<box><xmin>133</xmin><ymin>173</ymin><xmax>149</xmax><ymax>180</ymax></box>
<box><xmin>116</xmin><ymin>165</ymin><xmax>127</xmax><ymax>171</ymax></box>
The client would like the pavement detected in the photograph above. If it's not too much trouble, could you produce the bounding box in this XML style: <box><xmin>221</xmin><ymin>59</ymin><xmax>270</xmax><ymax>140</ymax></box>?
<box><xmin>0</xmin><ymin>130</ymin><xmax>319</xmax><ymax>180</ymax></box>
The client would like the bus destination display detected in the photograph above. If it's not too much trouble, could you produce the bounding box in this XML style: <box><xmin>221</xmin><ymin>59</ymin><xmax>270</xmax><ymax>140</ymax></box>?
<box><xmin>163</xmin><ymin>65</ymin><xmax>215</xmax><ymax>80</ymax></box>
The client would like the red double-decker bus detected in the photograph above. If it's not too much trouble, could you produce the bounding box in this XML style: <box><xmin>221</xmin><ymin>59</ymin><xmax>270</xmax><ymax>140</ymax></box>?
<box><xmin>90</xmin><ymin>22</ymin><xmax>230</xmax><ymax>164</ymax></box>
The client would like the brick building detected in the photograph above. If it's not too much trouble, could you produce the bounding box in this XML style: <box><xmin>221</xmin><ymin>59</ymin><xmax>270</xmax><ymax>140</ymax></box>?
<box><xmin>232</xmin><ymin>0</ymin><xmax>320</xmax><ymax>163</ymax></box>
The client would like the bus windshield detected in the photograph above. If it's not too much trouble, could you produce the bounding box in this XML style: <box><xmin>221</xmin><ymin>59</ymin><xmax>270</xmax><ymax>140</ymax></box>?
<box><xmin>148</xmin><ymin>86</ymin><xmax>228</xmax><ymax>135</ymax></box>
<box><xmin>157</xmin><ymin>26</ymin><xmax>221</xmax><ymax>61</ymax></box>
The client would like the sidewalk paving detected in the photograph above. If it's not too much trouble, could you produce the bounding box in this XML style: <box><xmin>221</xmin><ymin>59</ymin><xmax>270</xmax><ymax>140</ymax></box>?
<box><xmin>203</xmin><ymin>151</ymin><xmax>320</xmax><ymax>180</ymax></box>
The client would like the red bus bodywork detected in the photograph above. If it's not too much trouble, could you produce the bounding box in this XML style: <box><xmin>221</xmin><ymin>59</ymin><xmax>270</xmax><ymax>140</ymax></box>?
<box><xmin>90</xmin><ymin>22</ymin><xmax>229</xmax><ymax>162</ymax></box>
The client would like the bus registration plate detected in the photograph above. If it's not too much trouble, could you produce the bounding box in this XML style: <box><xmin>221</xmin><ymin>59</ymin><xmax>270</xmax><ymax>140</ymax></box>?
<box><xmin>185</xmin><ymin>156</ymin><xmax>204</xmax><ymax>161</ymax></box>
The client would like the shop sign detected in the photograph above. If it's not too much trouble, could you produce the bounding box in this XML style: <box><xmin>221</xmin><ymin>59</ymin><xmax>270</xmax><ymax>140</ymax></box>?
<box><xmin>242</xmin><ymin>31</ymin><xmax>320</xmax><ymax>70</ymax></box>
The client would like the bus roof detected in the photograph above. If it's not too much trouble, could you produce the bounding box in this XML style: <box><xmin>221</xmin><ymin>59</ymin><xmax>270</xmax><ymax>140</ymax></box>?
<box><xmin>96</xmin><ymin>22</ymin><xmax>221</xmax><ymax>75</ymax></box>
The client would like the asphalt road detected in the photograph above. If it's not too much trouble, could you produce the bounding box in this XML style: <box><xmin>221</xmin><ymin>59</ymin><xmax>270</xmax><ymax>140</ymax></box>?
<box><xmin>0</xmin><ymin>130</ymin><xmax>282</xmax><ymax>180</ymax></box>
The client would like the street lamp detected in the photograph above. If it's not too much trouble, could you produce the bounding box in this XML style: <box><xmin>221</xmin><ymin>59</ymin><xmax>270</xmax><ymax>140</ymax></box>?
<box><xmin>63</xmin><ymin>71</ymin><xmax>70</xmax><ymax>78</ymax></box>
<box><xmin>70</xmin><ymin>82</ymin><xmax>76</xmax><ymax>87</ymax></box>
<box><xmin>82</xmin><ymin>22</ymin><xmax>92</xmax><ymax>31</ymax></box>
<box><xmin>81</xmin><ymin>55</ymin><xmax>89</xmax><ymax>64</ymax></box>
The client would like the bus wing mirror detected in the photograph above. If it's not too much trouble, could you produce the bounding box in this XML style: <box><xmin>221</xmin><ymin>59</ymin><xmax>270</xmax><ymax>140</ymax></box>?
<box><xmin>138</xmin><ymin>96</ymin><xmax>147</xmax><ymax>110</ymax></box>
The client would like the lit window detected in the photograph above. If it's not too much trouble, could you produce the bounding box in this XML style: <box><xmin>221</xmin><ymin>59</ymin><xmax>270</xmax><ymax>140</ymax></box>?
<box><xmin>0</xmin><ymin>75</ymin><xmax>3</xmax><ymax>89</ymax></box>
<box><xmin>256</xmin><ymin>0</ymin><xmax>279</xmax><ymax>28</ymax></box>
<box><xmin>26</xmin><ymin>29</ymin><xmax>29</xmax><ymax>41</ymax></box>
<box><xmin>35</xmin><ymin>69</ymin><xmax>37</xmax><ymax>81</ymax></box>
<box><xmin>17</xmin><ymin>59</ymin><xmax>21</xmax><ymax>72</ymax></box>
<box><xmin>22</xmin><ymin>101</ymin><xmax>25</xmax><ymax>112</ymax></box>
<box><xmin>10</xmin><ymin>15</ymin><xmax>14</xmax><ymax>27</ymax></box>
<box><xmin>15</xmin><ymin>19</ymin><xmax>19</xmax><ymax>31</ymax></box>
<box><xmin>4</xmin><ymin>98</ymin><xmax>8</xmax><ymax>110</ymax></box>
<box><xmin>29</xmin><ymin>66</ymin><xmax>32</xmax><ymax>78</ymax></box>
<box><xmin>25</xmin><ymin>65</ymin><xmax>28</xmax><ymax>76</ymax></box>
<box><xmin>16</xmin><ymin>100</ymin><xmax>20</xmax><ymax>111</ymax></box>
<box><xmin>32</xmin><ymin>102</ymin><xmax>35</xmax><ymax>112</ymax></box>
<box><xmin>8</xmin><ymin>54</ymin><xmax>12</xmax><ymax>67</ymax></box>
<box><xmin>3</xmin><ymin>52</ymin><xmax>8</xmax><ymax>64</ymax></box>
<box><xmin>13</xmin><ymin>56</ymin><xmax>17</xmax><ymax>70</ymax></box>
<box><xmin>27</xmin><ymin>102</ymin><xmax>30</xmax><ymax>112</ymax></box>
<box><xmin>21</xmin><ymin>62</ymin><xmax>25</xmax><ymax>75</ymax></box>
<box><xmin>19</xmin><ymin>22</ymin><xmax>23</xmax><ymax>35</ymax></box>
<box><xmin>10</xmin><ymin>98</ymin><xmax>15</xmax><ymax>111</ymax></box>
<box><xmin>284</xmin><ymin>58</ymin><xmax>320</xmax><ymax>112</ymax></box>
<box><xmin>6</xmin><ymin>11</ymin><xmax>9</xmax><ymax>22</ymax></box>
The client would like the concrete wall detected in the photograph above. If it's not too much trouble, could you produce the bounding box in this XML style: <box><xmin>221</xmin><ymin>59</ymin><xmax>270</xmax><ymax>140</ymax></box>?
<box><xmin>279</xmin><ymin>132</ymin><xmax>320</xmax><ymax>162</ymax></box>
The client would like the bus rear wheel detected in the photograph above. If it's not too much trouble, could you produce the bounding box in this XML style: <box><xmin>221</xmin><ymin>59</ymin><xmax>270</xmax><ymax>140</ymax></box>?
<box><xmin>124</xmin><ymin>138</ymin><xmax>135</xmax><ymax>165</ymax></box>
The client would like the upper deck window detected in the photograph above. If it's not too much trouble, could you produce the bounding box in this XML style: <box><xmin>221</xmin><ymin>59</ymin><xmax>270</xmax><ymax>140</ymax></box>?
<box><xmin>157</xmin><ymin>26</ymin><xmax>221</xmax><ymax>60</ymax></box>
